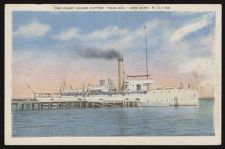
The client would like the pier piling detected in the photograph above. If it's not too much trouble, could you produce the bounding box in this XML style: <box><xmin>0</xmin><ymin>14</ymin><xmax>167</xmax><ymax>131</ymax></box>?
<box><xmin>12</xmin><ymin>99</ymin><xmax>138</xmax><ymax>111</ymax></box>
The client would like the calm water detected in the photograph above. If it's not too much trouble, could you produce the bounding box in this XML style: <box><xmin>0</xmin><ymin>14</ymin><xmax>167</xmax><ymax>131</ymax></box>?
<box><xmin>12</xmin><ymin>100</ymin><xmax>214</xmax><ymax>137</ymax></box>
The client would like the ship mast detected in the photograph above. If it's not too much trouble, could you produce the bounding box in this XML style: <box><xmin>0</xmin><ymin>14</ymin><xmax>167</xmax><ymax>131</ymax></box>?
<box><xmin>125</xmin><ymin>25</ymin><xmax>151</xmax><ymax>80</ymax></box>
<box><xmin>144</xmin><ymin>25</ymin><xmax>149</xmax><ymax>79</ymax></box>
<box><xmin>27</xmin><ymin>83</ymin><xmax>36</xmax><ymax>99</ymax></box>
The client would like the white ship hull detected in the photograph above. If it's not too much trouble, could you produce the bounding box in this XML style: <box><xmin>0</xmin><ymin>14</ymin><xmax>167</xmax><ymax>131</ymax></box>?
<box><xmin>137</xmin><ymin>102</ymin><xmax>170</xmax><ymax>107</ymax></box>
<box><xmin>35</xmin><ymin>89</ymin><xmax>199</xmax><ymax>107</ymax></box>
<box><xmin>143</xmin><ymin>89</ymin><xmax>199</xmax><ymax>106</ymax></box>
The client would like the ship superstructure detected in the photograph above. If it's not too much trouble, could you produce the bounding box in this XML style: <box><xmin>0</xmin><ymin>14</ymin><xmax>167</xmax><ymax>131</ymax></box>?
<box><xmin>34</xmin><ymin>58</ymin><xmax>199</xmax><ymax>106</ymax></box>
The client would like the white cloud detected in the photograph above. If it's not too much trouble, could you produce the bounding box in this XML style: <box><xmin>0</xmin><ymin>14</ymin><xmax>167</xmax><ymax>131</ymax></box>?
<box><xmin>86</xmin><ymin>26</ymin><xmax>129</xmax><ymax>40</ymax></box>
<box><xmin>84</xmin><ymin>26</ymin><xmax>136</xmax><ymax>51</ymax></box>
<box><xmin>170</xmin><ymin>14</ymin><xmax>213</xmax><ymax>42</ymax></box>
<box><xmin>14</xmin><ymin>20</ymin><xmax>51</xmax><ymax>38</ymax></box>
<box><xmin>51</xmin><ymin>19</ymin><xmax>158</xmax><ymax>51</ymax></box>
<box><xmin>51</xmin><ymin>28</ymin><xmax>80</xmax><ymax>41</ymax></box>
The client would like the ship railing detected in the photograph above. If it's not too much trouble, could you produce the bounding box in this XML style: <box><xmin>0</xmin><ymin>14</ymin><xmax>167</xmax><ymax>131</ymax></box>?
<box><xmin>12</xmin><ymin>98</ymin><xmax>38</xmax><ymax>102</ymax></box>
<box><xmin>34</xmin><ymin>93</ymin><xmax>62</xmax><ymax>97</ymax></box>
<box><xmin>34</xmin><ymin>93</ymin><xmax>51</xmax><ymax>97</ymax></box>
<box><xmin>60</xmin><ymin>90</ymin><xmax>148</xmax><ymax>97</ymax></box>
<box><xmin>34</xmin><ymin>90</ymin><xmax>148</xmax><ymax>98</ymax></box>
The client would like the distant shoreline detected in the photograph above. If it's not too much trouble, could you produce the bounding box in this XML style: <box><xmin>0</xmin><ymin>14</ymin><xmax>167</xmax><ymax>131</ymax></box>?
<box><xmin>199</xmin><ymin>97</ymin><xmax>215</xmax><ymax>100</ymax></box>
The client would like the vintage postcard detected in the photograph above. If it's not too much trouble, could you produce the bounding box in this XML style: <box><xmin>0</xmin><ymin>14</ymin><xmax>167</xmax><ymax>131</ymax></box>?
<box><xmin>5</xmin><ymin>4</ymin><xmax>221</xmax><ymax>145</ymax></box>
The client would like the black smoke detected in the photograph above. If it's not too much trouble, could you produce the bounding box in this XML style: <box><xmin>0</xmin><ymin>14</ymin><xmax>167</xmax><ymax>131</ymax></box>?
<box><xmin>77</xmin><ymin>48</ymin><xmax>122</xmax><ymax>60</ymax></box>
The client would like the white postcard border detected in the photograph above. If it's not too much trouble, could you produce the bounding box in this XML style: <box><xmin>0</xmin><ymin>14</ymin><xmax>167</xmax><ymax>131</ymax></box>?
<box><xmin>5</xmin><ymin>4</ymin><xmax>222</xmax><ymax>145</ymax></box>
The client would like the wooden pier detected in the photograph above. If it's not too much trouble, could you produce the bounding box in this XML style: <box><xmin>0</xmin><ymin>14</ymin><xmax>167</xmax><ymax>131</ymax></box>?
<box><xmin>11</xmin><ymin>99</ymin><xmax>138</xmax><ymax>111</ymax></box>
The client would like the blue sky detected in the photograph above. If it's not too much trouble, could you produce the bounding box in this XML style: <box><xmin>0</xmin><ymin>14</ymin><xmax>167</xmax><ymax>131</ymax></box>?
<box><xmin>12</xmin><ymin>11</ymin><xmax>216</xmax><ymax>97</ymax></box>
<box><xmin>13</xmin><ymin>11</ymin><xmax>215</xmax><ymax>51</ymax></box>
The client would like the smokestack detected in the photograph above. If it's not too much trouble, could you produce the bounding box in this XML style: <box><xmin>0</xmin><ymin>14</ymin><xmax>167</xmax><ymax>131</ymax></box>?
<box><xmin>118</xmin><ymin>58</ymin><xmax>125</xmax><ymax>91</ymax></box>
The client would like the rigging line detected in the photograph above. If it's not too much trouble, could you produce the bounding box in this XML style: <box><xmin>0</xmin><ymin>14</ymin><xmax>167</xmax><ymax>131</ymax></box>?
<box><xmin>59</xmin><ymin>45</ymin><xmax>65</xmax><ymax>84</ymax></box>
<box><xmin>55</xmin><ymin>44</ymin><xmax>66</xmax><ymax>91</ymax></box>
<box><xmin>54</xmin><ymin>44</ymin><xmax>61</xmax><ymax>91</ymax></box>
<box><xmin>144</xmin><ymin>25</ymin><xmax>149</xmax><ymax>79</ymax></box>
